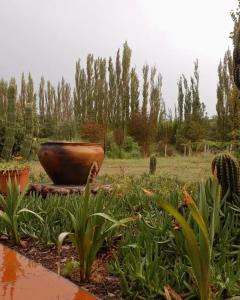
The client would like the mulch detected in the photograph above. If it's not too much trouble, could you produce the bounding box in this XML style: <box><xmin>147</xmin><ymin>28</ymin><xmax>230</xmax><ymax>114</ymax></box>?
<box><xmin>0</xmin><ymin>236</ymin><xmax>123</xmax><ymax>300</ymax></box>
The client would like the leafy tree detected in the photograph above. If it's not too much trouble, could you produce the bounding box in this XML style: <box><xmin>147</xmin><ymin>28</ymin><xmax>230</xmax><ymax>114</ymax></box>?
<box><xmin>74</xmin><ymin>59</ymin><xmax>82</xmax><ymax>127</ymax></box>
<box><xmin>142</xmin><ymin>65</ymin><xmax>149</xmax><ymax>118</ymax></box>
<box><xmin>121</xmin><ymin>41</ymin><xmax>131</xmax><ymax>126</ymax></box>
<box><xmin>86</xmin><ymin>54</ymin><xmax>94</xmax><ymax>121</ymax></box>
<box><xmin>108</xmin><ymin>57</ymin><xmax>117</xmax><ymax>125</ymax></box>
<box><xmin>130</xmin><ymin>67</ymin><xmax>140</xmax><ymax>116</ymax></box>
<box><xmin>177</xmin><ymin>77</ymin><xmax>184</xmax><ymax>124</ymax></box>
<box><xmin>115</xmin><ymin>48</ymin><xmax>122</xmax><ymax>128</ymax></box>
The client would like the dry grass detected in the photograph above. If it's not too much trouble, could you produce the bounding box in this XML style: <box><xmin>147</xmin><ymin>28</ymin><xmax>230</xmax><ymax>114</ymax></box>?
<box><xmin>29</xmin><ymin>154</ymin><xmax>214</xmax><ymax>184</ymax></box>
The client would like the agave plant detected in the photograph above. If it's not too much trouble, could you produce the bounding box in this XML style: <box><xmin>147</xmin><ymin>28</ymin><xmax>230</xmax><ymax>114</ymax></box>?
<box><xmin>58</xmin><ymin>179</ymin><xmax>139</xmax><ymax>281</ymax></box>
<box><xmin>0</xmin><ymin>178</ymin><xmax>43</xmax><ymax>244</ymax></box>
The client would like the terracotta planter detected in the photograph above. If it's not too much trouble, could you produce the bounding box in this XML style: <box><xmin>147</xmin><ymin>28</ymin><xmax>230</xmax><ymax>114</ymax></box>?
<box><xmin>0</xmin><ymin>167</ymin><xmax>30</xmax><ymax>194</ymax></box>
<box><xmin>38</xmin><ymin>142</ymin><xmax>105</xmax><ymax>185</ymax></box>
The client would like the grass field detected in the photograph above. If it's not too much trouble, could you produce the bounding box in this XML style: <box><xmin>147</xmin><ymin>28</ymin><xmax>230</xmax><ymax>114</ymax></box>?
<box><xmin>30</xmin><ymin>154</ymin><xmax>214</xmax><ymax>184</ymax></box>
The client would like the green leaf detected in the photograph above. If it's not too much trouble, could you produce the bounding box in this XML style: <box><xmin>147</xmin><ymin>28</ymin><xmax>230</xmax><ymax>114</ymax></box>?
<box><xmin>0</xmin><ymin>211</ymin><xmax>12</xmax><ymax>227</ymax></box>
<box><xmin>18</xmin><ymin>208</ymin><xmax>44</xmax><ymax>222</ymax></box>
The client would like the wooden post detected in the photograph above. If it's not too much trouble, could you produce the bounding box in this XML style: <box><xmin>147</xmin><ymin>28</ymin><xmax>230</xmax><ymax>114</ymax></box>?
<box><xmin>204</xmin><ymin>144</ymin><xmax>207</xmax><ymax>156</ymax></box>
<box><xmin>183</xmin><ymin>145</ymin><xmax>186</xmax><ymax>156</ymax></box>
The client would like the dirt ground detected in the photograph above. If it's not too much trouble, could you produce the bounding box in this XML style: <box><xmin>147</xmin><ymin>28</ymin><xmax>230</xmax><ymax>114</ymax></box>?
<box><xmin>0</xmin><ymin>237</ymin><xmax>123</xmax><ymax>300</ymax></box>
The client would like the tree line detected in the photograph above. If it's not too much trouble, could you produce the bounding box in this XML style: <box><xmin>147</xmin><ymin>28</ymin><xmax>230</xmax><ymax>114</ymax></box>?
<box><xmin>0</xmin><ymin>41</ymin><xmax>240</xmax><ymax>158</ymax></box>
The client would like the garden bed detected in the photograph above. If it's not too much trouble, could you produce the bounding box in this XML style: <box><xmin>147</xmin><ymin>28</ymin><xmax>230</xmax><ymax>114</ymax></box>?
<box><xmin>0</xmin><ymin>173</ymin><xmax>240</xmax><ymax>299</ymax></box>
<box><xmin>0</xmin><ymin>236</ymin><xmax>123</xmax><ymax>299</ymax></box>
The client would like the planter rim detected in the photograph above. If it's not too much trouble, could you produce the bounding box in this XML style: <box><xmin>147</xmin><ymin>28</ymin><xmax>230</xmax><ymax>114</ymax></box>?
<box><xmin>40</xmin><ymin>142</ymin><xmax>102</xmax><ymax>146</ymax></box>
<box><xmin>0</xmin><ymin>166</ymin><xmax>30</xmax><ymax>174</ymax></box>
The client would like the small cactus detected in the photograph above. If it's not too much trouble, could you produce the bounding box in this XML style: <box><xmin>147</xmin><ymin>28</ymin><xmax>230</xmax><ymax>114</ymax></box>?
<box><xmin>149</xmin><ymin>155</ymin><xmax>157</xmax><ymax>175</ymax></box>
<box><xmin>212</xmin><ymin>153</ymin><xmax>240</xmax><ymax>200</ymax></box>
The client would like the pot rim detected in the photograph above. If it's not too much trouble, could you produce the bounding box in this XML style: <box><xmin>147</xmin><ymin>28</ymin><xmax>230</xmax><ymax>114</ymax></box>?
<box><xmin>40</xmin><ymin>141</ymin><xmax>102</xmax><ymax>146</ymax></box>
<box><xmin>0</xmin><ymin>167</ymin><xmax>30</xmax><ymax>174</ymax></box>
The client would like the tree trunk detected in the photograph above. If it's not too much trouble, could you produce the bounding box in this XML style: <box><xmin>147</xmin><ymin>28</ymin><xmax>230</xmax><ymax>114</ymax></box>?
<box><xmin>164</xmin><ymin>144</ymin><xmax>167</xmax><ymax>157</ymax></box>
<box><xmin>204</xmin><ymin>144</ymin><xmax>207</xmax><ymax>156</ymax></box>
<box><xmin>188</xmin><ymin>145</ymin><xmax>192</xmax><ymax>156</ymax></box>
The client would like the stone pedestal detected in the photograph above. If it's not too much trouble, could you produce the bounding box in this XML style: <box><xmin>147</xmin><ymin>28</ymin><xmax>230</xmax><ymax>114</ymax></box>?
<box><xmin>27</xmin><ymin>183</ymin><xmax>112</xmax><ymax>198</ymax></box>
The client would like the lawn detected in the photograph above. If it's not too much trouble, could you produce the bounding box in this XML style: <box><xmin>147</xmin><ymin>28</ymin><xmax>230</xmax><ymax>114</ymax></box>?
<box><xmin>30</xmin><ymin>154</ymin><xmax>214</xmax><ymax>184</ymax></box>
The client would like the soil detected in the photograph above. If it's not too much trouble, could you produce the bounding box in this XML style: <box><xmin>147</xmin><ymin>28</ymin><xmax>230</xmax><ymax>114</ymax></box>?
<box><xmin>0</xmin><ymin>236</ymin><xmax>123</xmax><ymax>300</ymax></box>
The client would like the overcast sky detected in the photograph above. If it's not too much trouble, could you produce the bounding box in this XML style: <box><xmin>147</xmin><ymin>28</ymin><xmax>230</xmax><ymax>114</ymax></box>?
<box><xmin>0</xmin><ymin>0</ymin><xmax>237</xmax><ymax>116</ymax></box>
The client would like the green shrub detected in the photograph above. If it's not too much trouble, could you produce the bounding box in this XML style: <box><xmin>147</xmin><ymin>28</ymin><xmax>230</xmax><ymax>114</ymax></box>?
<box><xmin>106</xmin><ymin>135</ymin><xmax>141</xmax><ymax>159</ymax></box>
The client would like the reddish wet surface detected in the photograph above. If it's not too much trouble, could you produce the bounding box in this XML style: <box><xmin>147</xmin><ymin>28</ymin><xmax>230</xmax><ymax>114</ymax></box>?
<box><xmin>0</xmin><ymin>244</ymin><xmax>97</xmax><ymax>300</ymax></box>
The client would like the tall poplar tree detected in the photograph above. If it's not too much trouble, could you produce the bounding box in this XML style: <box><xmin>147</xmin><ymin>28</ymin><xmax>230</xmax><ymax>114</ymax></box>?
<box><xmin>121</xmin><ymin>42</ymin><xmax>131</xmax><ymax>125</ymax></box>
<box><xmin>86</xmin><ymin>54</ymin><xmax>94</xmax><ymax>121</ymax></box>
<box><xmin>115</xmin><ymin>49</ymin><xmax>122</xmax><ymax>127</ymax></box>
<box><xmin>149</xmin><ymin>67</ymin><xmax>162</xmax><ymax>127</ymax></box>
<box><xmin>74</xmin><ymin>59</ymin><xmax>82</xmax><ymax>127</ymax></box>
<box><xmin>177</xmin><ymin>77</ymin><xmax>184</xmax><ymax>124</ymax></box>
<box><xmin>130</xmin><ymin>67</ymin><xmax>139</xmax><ymax>115</ymax></box>
<box><xmin>108</xmin><ymin>57</ymin><xmax>116</xmax><ymax>125</ymax></box>
<box><xmin>142</xmin><ymin>65</ymin><xmax>149</xmax><ymax>118</ymax></box>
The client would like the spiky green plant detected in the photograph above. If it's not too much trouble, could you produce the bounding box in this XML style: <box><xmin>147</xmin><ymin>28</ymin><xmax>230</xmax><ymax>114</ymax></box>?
<box><xmin>211</xmin><ymin>153</ymin><xmax>240</xmax><ymax>200</ymax></box>
<box><xmin>149</xmin><ymin>155</ymin><xmax>157</xmax><ymax>175</ymax></box>
<box><xmin>1</xmin><ymin>80</ymin><xmax>16</xmax><ymax>160</ymax></box>
<box><xmin>143</xmin><ymin>177</ymin><xmax>222</xmax><ymax>300</ymax></box>
<box><xmin>0</xmin><ymin>178</ymin><xmax>43</xmax><ymax>244</ymax></box>
<box><xmin>57</xmin><ymin>178</ymin><xmax>138</xmax><ymax>281</ymax></box>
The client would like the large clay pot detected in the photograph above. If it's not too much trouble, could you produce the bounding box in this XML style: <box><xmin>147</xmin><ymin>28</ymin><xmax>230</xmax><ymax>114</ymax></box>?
<box><xmin>38</xmin><ymin>142</ymin><xmax>104</xmax><ymax>185</ymax></box>
<box><xmin>0</xmin><ymin>168</ymin><xmax>30</xmax><ymax>195</ymax></box>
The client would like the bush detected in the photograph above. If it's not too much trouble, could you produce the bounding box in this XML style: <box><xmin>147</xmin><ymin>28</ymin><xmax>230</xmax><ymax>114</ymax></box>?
<box><xmin>129</xmin><ymin>112</ymin><xmax>153</xmax><ymax>156</ymax></box>
<box><xmin>106</xmin><ymin>135</ymin><xmax>141</xmax><ymax>159</ymax></box>
<box><xmin>80</xmin><ymin>122</ymin><xmax>105</xmax><ymax>143</ymax></box>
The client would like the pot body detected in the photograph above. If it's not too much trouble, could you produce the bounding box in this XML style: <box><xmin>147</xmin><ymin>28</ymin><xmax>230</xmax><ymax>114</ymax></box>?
<box><xmin>0</xmin><ymin>168</ymin><xmax>30</xmax><ymax>194</ymax></box>
<box><xmin>38</xmin><ymin>142</ymin><xmax>104</xmax><ymax>185</ymax></box>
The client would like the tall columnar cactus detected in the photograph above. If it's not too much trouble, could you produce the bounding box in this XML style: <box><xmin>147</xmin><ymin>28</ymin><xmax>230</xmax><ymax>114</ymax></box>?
<box><xmin>233</xmin><ymin>21</ymin><xmax>240</xmax><ymax>90</ymax></box>
<box><xmin>212</xmin><ymin>153</ymin><xmax>240</xmax><ymax>200</ymax></box>
<box><xmin>1</xmin><ymin>80</ymin><xmax>16</xmax><ymax>160</ymax></box>
<box><xmin>20</xmin><ymin>103</ymin><xmax>33</xmax><ymax>159</ymax></box>
<box><xmin>149</xmin><ymin>155</ymin><xmax>157</xmax><ymax>175</ymax></box>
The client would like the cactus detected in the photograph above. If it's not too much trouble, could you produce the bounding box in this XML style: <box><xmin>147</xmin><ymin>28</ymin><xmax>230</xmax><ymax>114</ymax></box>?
<box><xmin>1</xmin><ymin>80</ymin><xmax>16</xmax><ymax>160</ymax></box>
<box><xmin>149</xmin><ymin>155</ymin><xmax>157</xmax><ymax>175</ymax></box>
<box><xmin>20</xmin><ymin>103</ymin><xmax>33</xmax><ymax>159</ymax></box>
<box><xmin>212</xmin><ymin>153</ymin><xmax>240</xmax><ymax>200</ymax></box>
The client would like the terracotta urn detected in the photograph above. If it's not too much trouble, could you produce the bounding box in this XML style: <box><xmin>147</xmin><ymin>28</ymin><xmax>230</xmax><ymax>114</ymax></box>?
<box><xmin>0</xmin><ymin>167</ymin><xmax>30</xmax><ymax>194</ymax></box>
<box><xmin>38</xmin><ymin>142</ymin><xmax>104</xmax><ymax>185</ymax></box>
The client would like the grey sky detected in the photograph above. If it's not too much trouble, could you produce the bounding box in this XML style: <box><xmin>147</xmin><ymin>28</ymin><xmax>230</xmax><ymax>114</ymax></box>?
<box><xmin>0</xmin><ymin>0</ymin><xmax>237</xmax><ymax>115</ymax></box>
